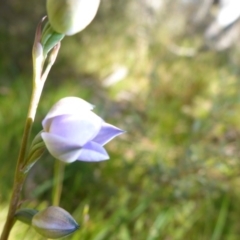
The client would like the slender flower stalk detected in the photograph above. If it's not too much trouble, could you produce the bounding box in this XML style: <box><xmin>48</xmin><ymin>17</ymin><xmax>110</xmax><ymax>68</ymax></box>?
<box><xmin>52</xmin><ymin>160</ymin><xmax>65</xmax><ymax>206</ymax></box>
<box><xmin>0</xmin><ymin>18</ymin><xmax>60</xmax><ymax>240</ymax></box>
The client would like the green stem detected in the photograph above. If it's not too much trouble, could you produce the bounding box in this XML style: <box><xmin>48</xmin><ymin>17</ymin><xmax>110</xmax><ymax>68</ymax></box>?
<box><xmin>0</xmin><ymin>18</ymin><xmax>61</xmax><ymax>240</ymax></box>
<box><xmin>52</xmin><ymin>160</ymin><xmax>65</xmax><ymax>206</ymax></box>
<box><xmin>2</xmin><ymin>23</ymin><xmax>44</xmax><ymax>240</ymax></box>
<box><xmin>0</xmin><ymin>81</ymin><xmax>44</xmax><ymax>240</ymax></box>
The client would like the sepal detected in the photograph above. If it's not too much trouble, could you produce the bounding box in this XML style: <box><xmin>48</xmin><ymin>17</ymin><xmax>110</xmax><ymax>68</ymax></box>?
<box><xmin>15</xmin><ymin>208</ymin><xmax>38</xmax><ymax>225</ymax></box>
<box><xmin>32</xmin><ymin>17</ymin><xmax>46</xmax><ymax>82</ymax></box>
<box><xmin>22</xmin><ymin>131</ymin><xmax>46</xmax><ymax>173</ymax></box>
<box><xmin>41</xmin><ymin>24</ymin><xmax>64</xmax><ymax>57</ymax></box>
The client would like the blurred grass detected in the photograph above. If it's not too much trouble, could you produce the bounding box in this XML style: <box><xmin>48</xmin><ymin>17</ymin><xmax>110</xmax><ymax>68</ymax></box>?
<box><xmin>2</xmin><ymin>0</ymin><xmax>240</xmax><ymax>239</ymax></box>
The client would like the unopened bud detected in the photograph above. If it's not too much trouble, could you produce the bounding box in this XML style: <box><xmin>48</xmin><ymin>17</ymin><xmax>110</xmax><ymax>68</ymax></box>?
<box><xmin>46</xmin><ymin>0</ymin><xmax>100</xmax><ymax>35</ymax></box>
<box><xmin>32</xmin><ymin>206</ymin><xmax>79</xmax><ymax>239</ymax></box>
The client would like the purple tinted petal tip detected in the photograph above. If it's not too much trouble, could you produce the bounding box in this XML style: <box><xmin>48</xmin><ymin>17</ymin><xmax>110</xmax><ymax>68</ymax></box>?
<box><xmin>92</xmin><ymin>122</ymin><xmax>124</xmax><ymax>146</ymax></box>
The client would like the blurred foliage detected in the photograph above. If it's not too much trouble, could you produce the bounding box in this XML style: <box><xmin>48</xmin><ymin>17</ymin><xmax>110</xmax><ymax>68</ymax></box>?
<box><xmin>2</xmin><ymin>0</ymin><xmax>240</xmax><ymax>239</ymax></box>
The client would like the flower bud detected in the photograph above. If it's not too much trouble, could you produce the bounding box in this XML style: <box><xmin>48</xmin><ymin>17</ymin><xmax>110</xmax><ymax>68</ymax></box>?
<box><xmin>32</xmin><ymin>206</ymin><xmax>79</xmax><ymax>239</ymax></box>
<box><xmin>46</xmin><ymin>0</ymin><xmax>101</xmax><ymax>35</ymax></box>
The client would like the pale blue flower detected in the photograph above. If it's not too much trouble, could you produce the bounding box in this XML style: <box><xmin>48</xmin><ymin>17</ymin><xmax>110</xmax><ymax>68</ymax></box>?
<box><xmin>41</xmin><ymin>97</ymin><xmax>124</xmax><ymax>162</ymax></box>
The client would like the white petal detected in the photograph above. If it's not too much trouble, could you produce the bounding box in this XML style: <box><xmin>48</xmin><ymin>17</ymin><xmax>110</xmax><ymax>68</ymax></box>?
<box><xmin>43</xmin><ymin>97</ymin><xmax>94</xmax><ymax>124</ymax></box>
<box><xmin>66</xmin><ymin>0</ymin><xmax>100</xmax><ymax>35</ymax></box>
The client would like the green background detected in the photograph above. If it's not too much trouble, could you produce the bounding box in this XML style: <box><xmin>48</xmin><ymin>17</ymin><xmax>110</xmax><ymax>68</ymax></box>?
<box><xmin>1</xmin><ymin>1</ymin><xmax>240</xmax><ymax>239</ymax></box>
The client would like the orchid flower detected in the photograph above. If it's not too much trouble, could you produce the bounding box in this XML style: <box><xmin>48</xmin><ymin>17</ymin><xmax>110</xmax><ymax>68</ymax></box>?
<box><xmin>41</xmin><ymin>97</ymin><xmax>124</xmax><ymax>163</ymax></box>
